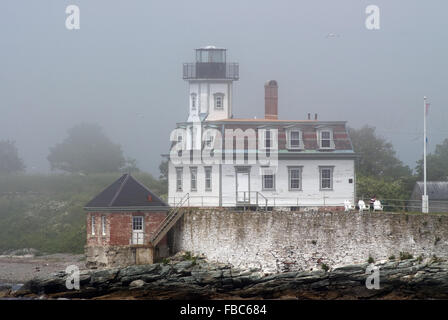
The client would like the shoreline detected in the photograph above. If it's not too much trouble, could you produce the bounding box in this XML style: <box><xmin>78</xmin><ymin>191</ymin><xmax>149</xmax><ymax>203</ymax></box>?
<box><xmin>0</xmin><ymin>253</ymin><xmax>85</xmax><ymax>284</ymax></box>
<box><xmin>6</xmin><ymin>254</ymin><xmax>448</xmax><ymax>300</ymax></box>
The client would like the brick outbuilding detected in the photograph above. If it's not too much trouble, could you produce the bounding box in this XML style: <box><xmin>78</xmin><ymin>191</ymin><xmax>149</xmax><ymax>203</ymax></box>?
<box><xmin>84</xmin><ymin>173</ymin><xmax>170</xmax><ymax>268</ymax></box>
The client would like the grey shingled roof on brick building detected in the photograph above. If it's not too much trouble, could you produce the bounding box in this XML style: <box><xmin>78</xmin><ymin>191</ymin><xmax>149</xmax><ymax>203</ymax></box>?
<box><xmin>84</xmin><ymin>173</ymin><xmax>169</xmax><ymax>211</ymax></box>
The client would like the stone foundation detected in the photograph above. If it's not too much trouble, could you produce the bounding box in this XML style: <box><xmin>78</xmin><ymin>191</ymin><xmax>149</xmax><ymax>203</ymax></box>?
<box><xmin>169</xmin><ymin>209</ymin><xmax>448</xmax><ymax>273</ymax></box>
<box><xmin>86</xmin><ymin>244</ymin><xmax>169</xmax><ymax>268</ymax></box>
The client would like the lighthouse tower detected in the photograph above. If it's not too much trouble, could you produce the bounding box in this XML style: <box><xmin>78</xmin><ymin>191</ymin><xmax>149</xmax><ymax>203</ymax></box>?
<box><xmin>183</xmin><ymin>46</ymin><xmax>239</xmax><ymax>122</ymax></box>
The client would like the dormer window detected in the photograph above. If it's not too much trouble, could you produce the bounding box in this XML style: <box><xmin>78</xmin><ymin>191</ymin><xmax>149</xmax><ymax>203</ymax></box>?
<box><xmin>191</xmin><ymin>93</ymin><xmax>197</xmax><ymax>110</ymax></box>
<box><xmin>264</xmin><ymin>129</ymin><xmax>272</xmax><ymax>149</ymax></box>
<box><xmin>214</xmin><ymin>93</ymin><xmax>224</xmax><ymax>109</ymax></box>
<box><xmin>288</xmin><ymin>129</ymin><xmax>303</xmax><ymax>149</ymax></box>
<box><xmin>318</xmin><ymin>129</ymin><xmax>335</xmax><ymax>149</ymax></box>
<box><xmin>259</xmin><ymin>128</ymin><xmax>277</xmax><ymax>150</ymax></box>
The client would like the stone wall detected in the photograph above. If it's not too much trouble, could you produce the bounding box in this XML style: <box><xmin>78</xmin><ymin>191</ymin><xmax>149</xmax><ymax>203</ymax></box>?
<box><xmin>169</xmin><ymin>209</ymin><xmax>448</xmax><ymax>273</ymax></box>
<box><xmin>85</xmin><ymin>245</ymin><xmax>166</xmax><ymax>268</ymax></box>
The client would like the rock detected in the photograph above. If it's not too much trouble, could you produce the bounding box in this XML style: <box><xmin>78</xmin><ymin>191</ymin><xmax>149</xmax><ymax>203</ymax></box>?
<box><xmin>6</xmin><ymin>256</ymin><xmax>448</xmax><ymax>300</ymax></box>
<box><xmin>129</xmin><ymin>280</ymin><xmax>145</xmax><ymax>288</ymax></box>
<box><xmin>118</xmin><ymin>264</ymin><xmax>159</xmax><ymax>278</ymax></box>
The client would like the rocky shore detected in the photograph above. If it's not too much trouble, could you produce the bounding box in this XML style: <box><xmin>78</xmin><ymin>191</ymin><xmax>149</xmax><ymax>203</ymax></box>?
<box><xmin>0</xmin><ymin>252</ymin><xmax>85</xmax><ymax>285</ymax></box>
<box><xmin>3</xmin><ymin>253</ymin><xmax>448</xmax><ymax>300</ymax></box>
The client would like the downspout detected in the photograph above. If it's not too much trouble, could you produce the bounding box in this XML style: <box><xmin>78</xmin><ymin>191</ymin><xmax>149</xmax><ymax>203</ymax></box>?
<box><xmin>219</xmin><ymin>124</ymin><xmax>224</xmax><ymax>207</ymax></box>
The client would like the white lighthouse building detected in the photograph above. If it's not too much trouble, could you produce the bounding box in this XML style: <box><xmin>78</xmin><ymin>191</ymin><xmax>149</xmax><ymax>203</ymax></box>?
<box><xmin>167</xmin><ymin>47</ymin><xmax>356</xmax><ymax>210</ymax></box>
<box><xmin>184</xmin><ymin>46</ymin><xmax>238</xmax><ymax>122</ymax></box>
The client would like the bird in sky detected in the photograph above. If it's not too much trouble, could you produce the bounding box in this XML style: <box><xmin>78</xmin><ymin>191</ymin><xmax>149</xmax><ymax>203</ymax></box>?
<box><xmin>325</xmin><ymin>33</ymin><xmax>340</xmax><ymax>38</ymax></box>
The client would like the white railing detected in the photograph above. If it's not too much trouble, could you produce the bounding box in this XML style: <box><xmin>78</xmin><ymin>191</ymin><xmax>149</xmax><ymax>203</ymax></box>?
<box><xmin>166</xmin><ymin>194</ymin><xmax>448</xmax><ymax>212</ymax></box>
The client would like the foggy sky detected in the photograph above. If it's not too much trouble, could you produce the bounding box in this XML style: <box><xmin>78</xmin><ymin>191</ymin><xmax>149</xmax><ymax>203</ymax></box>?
<box><xmin>1</xmin><ymin>0</ymin><xmax>447</xmax><ymax>176</ymax></box>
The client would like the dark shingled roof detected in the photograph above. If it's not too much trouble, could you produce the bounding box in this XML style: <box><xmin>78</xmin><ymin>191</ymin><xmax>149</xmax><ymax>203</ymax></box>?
<box><xmin>84</xmin><ymin>174</ymin><xmax>168</xmax><ymax>210</ymax></box>
<box><xmin>413</xmin><ymin>181</ymin><xmax>448</xmax><ymax>200</ymax></box>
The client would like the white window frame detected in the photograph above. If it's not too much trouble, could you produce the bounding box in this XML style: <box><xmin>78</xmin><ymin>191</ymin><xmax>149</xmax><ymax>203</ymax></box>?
<box><xmin>261</xmin><ymin>167</ymin><xmax>276</xmax><ymax>191</ymax></box>
<box><xmin>91</xmin><ymin>215</ymin><xmax>96</xmax><ymax>235</ymax></box>
<box><xmin>259</xmin><ymin>128</ymin><xmax>277</xmax><ymax>151</ymax></box>
<box><xmin>191</xmin><ymin>93</ymin><xmax>197</xmax><ymax>110</ymax></box>
<box><xmin>132</xmin><ymin>216</ymin><xmax>144</xmax><ymax>231</ymax></box>
<box><xmin>204</xmin><ymin>166</ymin><xmax>212</xmax><ymax>191</ymax></box>
<box><xmin>288</xmin><ymin>129</ymin><xmax>303</xmax><ymax>149</ymax></box>
<box><xmin>318</xmin><ymin>129</ymin><xmax>335</xmax><ymax>149</ymax></box>
<box><xmin>101</xmin><ymin>216</ymin><xmax>106</xmax><ymax>236</ymax></box>
<box><xmin>176</xmin><ymin>167</ymin><xmax>183</xmax><ymax>192</ymax></box>
<box><xmin>319</xmin><ymin>166</ymin><xmax>334</xmax><ymax>190</ymax></box>
<box><xmin>288</xmin><ymin>166</ymin><xmax>303</xmax><ymax>191</ymax></box>
<box><xmin>190</xmin><ymin>167</ymin><xmax>197</xmax><ymax>192</ymax></box>
<box><xmin>214</xmin><ymin>93</ymin><xmax>224</xmax><ymax>110</ymax></box>
<box><xmin>262</xmin><ymin>129</ymin><xmax>273</xmax><ymax>150</ymax></box>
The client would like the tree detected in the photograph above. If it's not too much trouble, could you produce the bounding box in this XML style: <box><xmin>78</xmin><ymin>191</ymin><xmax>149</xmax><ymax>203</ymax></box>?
<box><xmin>120</xmin><ymin>157</ymin><xmax>140</xmax><ymax>174</ymax></box>
<box><xmin>416</xmin><ymin>138</ymin><xmax>448</xmax><ymax>181</ymax></box>
<box><xmin>0</xmin><ymin>140</ymin><xmax>25</xmax><ymax>174</ymax></box>
<box><xmin>159</xmin><ymin>159</ymin><xmax>168</xmax><ymax>181</ymax></box>
<box><xmin>349</xmin><ymin>126</ymin><xmax>412</xmax><ymax>179</ymax></box>
<box><xmin>356</xmin><ymin>175</ymin><xmax>409</xmax><ymax>211</ymax></box>
<box><xmin>48</xmin><ymin>123</ymin><xmax>125</xmax><ymax>174</ymax></box>
<box><xmin>158</xmin><ymin>159</ymin><xmax>168</xmax><ymax>200</ymax></box>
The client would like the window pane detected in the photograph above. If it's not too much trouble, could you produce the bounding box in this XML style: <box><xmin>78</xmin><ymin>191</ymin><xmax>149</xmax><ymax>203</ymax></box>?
<box><xmin>291</xmin><ymin>131</ymin><xmax>300</xmax><ymax>140</ymax></box>
<box><xmin>91</xmin><ymin>216</ymin><xmax>95</xmax><ymax>235</ymax></box>
<box><xmin>191</xmin><ymin>94</ymin><xmax>197</xmax><ymax>110</ymax></box>
<box><xmin>190</xmin><ymin>168</ymin><xmax>197</xmax><ymax>190</ymax></box>
<box><xmin>176</xmin><ymin>168</ymin><xmax>183</xmax><ymax>191</ymax></box>
<box><xmin>320</xmin><ymin>168</ymin><xmax>332</xmax><ymax>189</ymax></box>
<box><xmin>265</xmin><ymin>130</ymin><xmax>271</xmax><ymax>148</ymax></box>
<box><xmin>263</xmin><ymin>174</ymin><xmax>274</xmax><ymax>189</ymax></box>
<box><xmin>289</xmin><ymin>168</ymin><xmax>300</xmax><ymax>189</ymax></box>
<box><xmin>321</xmin><ymin>131</ymin><xmax>331</xmax><ymax>148</ymax></box>
<box><xmin>133</xmin><ymin>217</ymin><xmax>143</xmax><ymax>230</ymax></box>
<box><xmin>101</xmin><ymin>216</ymin><xmax>106</xmax><ymax>235</ymax></box>
<box><xmin>205</xmin><ymin>168</ymin><xmax>211</xmax><ymax>190</ymax></box>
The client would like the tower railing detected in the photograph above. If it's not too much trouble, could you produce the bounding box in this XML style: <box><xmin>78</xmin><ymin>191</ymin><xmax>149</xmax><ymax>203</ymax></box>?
<box><xmin>183</xmin><ymin>62</ymin><xmax>239</xmax><ymax>80</ymax></box>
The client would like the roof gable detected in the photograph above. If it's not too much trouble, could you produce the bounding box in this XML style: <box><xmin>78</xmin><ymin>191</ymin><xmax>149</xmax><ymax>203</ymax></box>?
<box><xmin>85</xmin><ymin>174</ymin><xmax>168</xmax><ymax>209</ymax></box>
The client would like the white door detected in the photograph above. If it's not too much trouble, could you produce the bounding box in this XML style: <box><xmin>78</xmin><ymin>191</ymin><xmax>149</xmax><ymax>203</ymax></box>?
<box><xmin>236</xmin><ymin>171</ymin><xmax>250</xmax><ymax>202</ymax></box>
<box><xmin>132</xmin><ymin>216</ymin><xmax>144</xmax><ymax>245</ymax></box>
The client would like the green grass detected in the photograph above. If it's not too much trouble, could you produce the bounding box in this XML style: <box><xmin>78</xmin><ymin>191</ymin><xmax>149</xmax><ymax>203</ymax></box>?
<box><xmin>0</xmin><ymin>172</ymin><xmax>166</xmax><ymax>254</ymax></box>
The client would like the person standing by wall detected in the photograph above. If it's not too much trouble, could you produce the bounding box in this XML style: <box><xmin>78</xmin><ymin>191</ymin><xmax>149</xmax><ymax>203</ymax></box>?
<box><xmin>369</xmin><ymin>195</ymin><xmax>377</xmax><ymax>211</ymax></box>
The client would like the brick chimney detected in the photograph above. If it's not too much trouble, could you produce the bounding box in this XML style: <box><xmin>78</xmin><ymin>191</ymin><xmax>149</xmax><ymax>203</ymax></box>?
<box><xmin>264</xmin><ymin>80</ymin><xmax>278</xmax><ymax>120</ymax></box>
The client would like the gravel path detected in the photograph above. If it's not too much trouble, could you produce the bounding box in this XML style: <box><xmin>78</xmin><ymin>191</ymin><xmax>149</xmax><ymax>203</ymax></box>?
<box><xmin>0</xmin><ymin>254</ymin><xmax>85</xmax><ymax>284</ymax></box>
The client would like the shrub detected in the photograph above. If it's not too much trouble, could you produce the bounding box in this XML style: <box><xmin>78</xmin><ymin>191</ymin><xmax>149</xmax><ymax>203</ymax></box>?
<box><xmin>389</xmin><ymin>255</ymin><xmax>396</xmax><ymax>260</ymax></box>
<box><xmin>399</xmin><ymin>252</ymin><xmax>413</xmax><ymax>260</ymax></box>
<box><xmin>321</xmin><ymin>263</ymin><xmax>329</xmax><ymax>272</ymax></box>
<box><xmin>367</xmin><ymin>256</ymin><xmax>374</xmax><ymax>264</ymax></box>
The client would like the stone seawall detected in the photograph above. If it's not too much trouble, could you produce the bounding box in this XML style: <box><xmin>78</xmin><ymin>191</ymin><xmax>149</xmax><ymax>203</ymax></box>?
<box><xmin>169</xmin><ymin>209</ymin><xmax>448</xmax><ymax>273</ymax></box>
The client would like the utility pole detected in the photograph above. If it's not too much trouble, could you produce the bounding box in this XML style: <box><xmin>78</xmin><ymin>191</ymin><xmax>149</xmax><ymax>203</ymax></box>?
<box><xmin>422</xmin><ymin>96</ymin><xmax>429</xmax><ymax>213</ymax></box>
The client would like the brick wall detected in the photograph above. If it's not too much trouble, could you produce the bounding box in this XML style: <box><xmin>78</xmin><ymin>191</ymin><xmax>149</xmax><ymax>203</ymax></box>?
<box><xmin>86</xmin><ymin>211</ymin><xmax>168</xmax><ymax>247</ymax></box>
